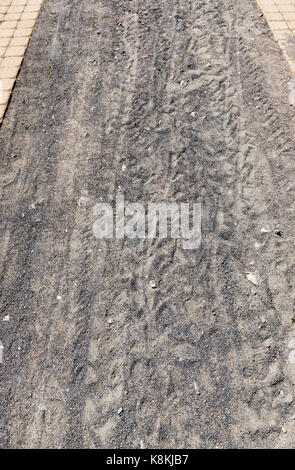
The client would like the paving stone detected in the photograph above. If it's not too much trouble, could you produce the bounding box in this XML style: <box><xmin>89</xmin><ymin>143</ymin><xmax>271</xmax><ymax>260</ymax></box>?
<box><xmin>5</xmin><ymin>13</ymin><xmax>22</xmax><ymax>20</ymax></box>
<box><xmin>257</xmin><ymin>0</ymin><xmax>295</xmax><ymax>73</ymax></box>
<box><xmin>24</xmin><ymin>4</ymin><xmax>42</xmax><ymax>12</ymax></box>
<box><xmin>18</xmin><ymin>19</ymin><xmax>36</xmax><ymax>28</ymax></box>
<box><xmin>268</xmin><ymin>20</ymin><xmax>289</xmax><ymax>29</ymax></box>
<box><xmin>0</xmin><ymin>67</ymin><xmax>19</xmax><ymax>79</ymax></box>
<box><xmin>272</xmin><ymin>28</ymin><xmax>294</xmax><ymax>39</ymax></box>
<box><xmin>7</xmin><ymin>6</ymin><xmax>25</xmax><ymax>13</ymax></box>
<box><xmin>0</xmin><ymin>104</ymin><xmax>7</xmax><ymax>122</ymax></box>
<box><xmin>9</xmin><ymin>36</ymin><xmax>30</xmax><ymax>46</ymax></box>
<box><xmin>0</xmin><ymin>29</ymin><xmax>14</xmax><ymax>38</ymax></box>
<box><xmin>1</xmin><ymin>56</ymin><xmax>23</xmax><ymax>67</ymax></box>
<box><xmin>0</xmin><ymin>78</ymin><xmax>15</xmax><ymax>90</ymax></box>
<box><xmin>277</xmin><ymin>4</ymin><xmax>295</xmax><ymax>12</ymax></box>
<box><xmin>0</xmin><ymin>21</ymin><xmax>18</xmax><ymax>29</ymax></box>
<box><xmin>282</xmin><ymin>11</ymin><xmax>295</xmax><ymax>19</ymax></box>
<box><xmin>21</xmin><ymin>11</ymin><xmax>38</xmax><ymax>20</ymax></box>
<box><xmin>265</xmin><ymin>11</ymin><xmax>284</xmax><ymax>19</ymax></box>
<box><xmin>14</xmin><ymin>28</ymin><xmax>33</xmax><ymax>37</ymax></box>
<box><xmin>258</xmin><ymin>0</ymin><xmax>278</xmax><ymax>12</ymax></box>
<box><xmin>0</xmin><ymin>90</ymin><xmax>11</xmax><ymax>105</ymax></box>
<box><xmin>0</xmin><ymin>38</ymin><xmax>10</xmax><ymax>47</ymax></box>
<box><xmin>5</xmin><ymin>46</ymin><xmax>26</xmax><ymax>56</ymax></box>
<box><xmin>11</xmin><ymin>0</ymin><xmax>28</xmax><ymax>6</ymax></box>
<box><xmin>0</xmin><ymin>0</ymin><xmax>43</xmax><ymax>125</ymax></box>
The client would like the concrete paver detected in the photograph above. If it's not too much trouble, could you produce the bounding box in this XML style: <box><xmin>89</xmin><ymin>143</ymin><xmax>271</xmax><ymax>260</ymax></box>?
<box><xmin>0</xmin><ymin>0</ymin><xmax>43</xmax><ymax>123</ymax></box>
<box><xmin>258</xmin><ymin>0</ymin><xmax>295</xmax><ymax>73</ymax></box>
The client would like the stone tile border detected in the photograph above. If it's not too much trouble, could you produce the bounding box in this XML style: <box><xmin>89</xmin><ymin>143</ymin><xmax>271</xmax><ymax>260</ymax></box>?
<box><xmin>257</xmin><ymin>0</ymin><xmax>295</xmax><ymax>73</ymax></box>
<box><xmin>0</xmin><ymin>0</ymin><xmax>43</xmax><ymax>123</ymax></box>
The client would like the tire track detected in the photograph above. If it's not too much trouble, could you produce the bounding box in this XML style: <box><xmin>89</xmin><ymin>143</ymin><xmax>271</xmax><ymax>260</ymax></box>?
<box><xmin>1</xmin><ymin>0</ymin><xmax>295</xmax><ymax>449</ymax></box>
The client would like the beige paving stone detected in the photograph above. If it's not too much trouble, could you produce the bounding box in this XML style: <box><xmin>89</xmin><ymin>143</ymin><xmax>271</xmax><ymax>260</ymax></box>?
<box><xmin>258</xmin><ymin>0</ymin><xmax>295</xmax><ymax>73</ymax></box>
<box><xmin>259</xmin><ymin>2</ymin><xmax>276</xmax><ymax>8</ymax></box>
<box><xmin>7</xmin><ymin>6</ymin><xmax>25</xmax><ymax>13</ymax></box>
<box><xmin>0</xmin><ymin>37</ymin><xmax>10</xmax><ymax>47</ymax></box>
<box><xmin>5</xmin><ymin>45</ymin><xmax>26</xmax><ymax>56</ymax></box>
<box><xmin>268</xmin><ymin>19</ymin><xmax>289</xmax><ymax>29</ymax></box>
<box><xmin>258</xmin><ymin>0</ymin><xmax>278</xmax><ymax>12</ymax></box>
<box><xmin>258</xmin><ymin>0</ymin><xmax>276</xmax><ymax>5</ymax></box>
<box><xmin>14</xmin><ymin>27</ymin><xmax>32</xmax><ymax>37</ymax></box>
<box><xmin>5</xmin><ymin>12</ymin><xmax>22</xmax><ymax>19</ymax></box>
<box><xmin>277</xmin><ymin>4</ymin><xmax>295</xmax><ymax>12</ymax></box>
<box><xmin>0</xmin><ymin>90</ymin><xmax>11</xmax><ymax>105</ymax></box>
<box><xmin>283</xmin><ymin>55</ymin><xmax>295</xmax><ymax>68</ymax></box>
<box><xmin>0</xmin><ymin>78</ymin><xmax>15</xmax><ymax>90</ymax></box>
<box><xmin>1</xmin><ymin>55</ymin><xmax>22</xmax><ymax>67</ymax></box>
<box><xmin>261</xmin><ymin>6</ymin><xmax>279</xmax><ymax>12</ymax></box>
<box><xmin>0</xmin><ymin>104</ymin><xmax>7</xmax><ymax>122</ymax></box>
<box><xmin>0</xmin><ymin>0</ymin><xmax>43</xmax><ymax>125</ymax></box>
<box><xmin>0</xmin><ymin>66</ymin><xmax>19</xmax><ymax>79</ymax></box>
<box><xmin>273</xmin><ymin>28</ymin><xmax>294</xmax><ymax>39</ymax></box>
<box><xmin>21</xmin><ymin>11</ymin><xmax>38</xmax><ymax>19</ymax></box>
<box><xmin>282</xmin><ymin>11</ymin><xmax>295</xmax><ymax>19</ymax></box>
<box><xmin>11</xmin><ymin>0</ymin><xmax>28</xmax><ymax>6</ymax></box>
<box><xmin>265</xmin><ymin>11</ymin><xmax>284</xmax><ymax>19</ymax></box>
<box><xmin>18</xmin><ymin>19</ymin><xmax>36</xmax><ymax>28</ymax></box>
<box><xmin>0</xmin><ymin>21</ymin><xmax>18</xmax><ymax>29</ymax></box>
<box><xmin>0</xmin><ymin>29</ymin><xmax>14</xmax><ymax>38</ymax></box>
<box><xmin>9</xmin><ymin>35</ymin><xmax>29</xmax><ymax>45</ymax></box>
<box><xmin>24</xmin><ymin>4</ymin><xmax>41</xmax><ymax>12</ymax></box>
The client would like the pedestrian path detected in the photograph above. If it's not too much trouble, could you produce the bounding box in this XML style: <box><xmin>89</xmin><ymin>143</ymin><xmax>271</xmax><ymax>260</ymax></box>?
<box><xmin>0</xmin><ymin>0</ymin><xmax>43</xmax><ymax>123</ymax></box>
<box><xmin>257</xmin><ymin>0</ymin><xmax>295</xmax><ymax>73</ymax></box>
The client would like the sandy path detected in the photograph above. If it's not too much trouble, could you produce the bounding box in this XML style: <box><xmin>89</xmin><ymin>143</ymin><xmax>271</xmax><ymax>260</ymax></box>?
<box><xmin>1</xmin><ymin>0</ymin><xmax>295</xmax><ymax>448</ymax></box>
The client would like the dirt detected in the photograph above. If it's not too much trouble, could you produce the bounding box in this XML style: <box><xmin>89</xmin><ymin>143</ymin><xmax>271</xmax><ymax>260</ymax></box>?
<box><xmin>1</xmin><ymin>0</ymin><xmax>295</xmax><ymax>449</ymax></box>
